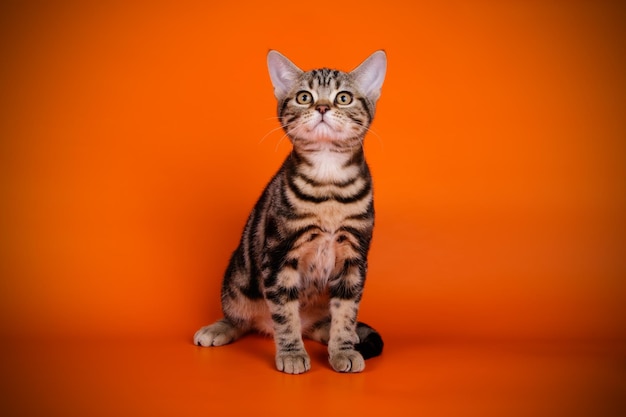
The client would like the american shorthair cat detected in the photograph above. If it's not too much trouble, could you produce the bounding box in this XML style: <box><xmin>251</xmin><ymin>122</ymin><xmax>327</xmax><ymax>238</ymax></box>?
<box><xmin>194</xmin><ymin>50</ymin><xmax>387</xmax><ymax>374</ymax></box>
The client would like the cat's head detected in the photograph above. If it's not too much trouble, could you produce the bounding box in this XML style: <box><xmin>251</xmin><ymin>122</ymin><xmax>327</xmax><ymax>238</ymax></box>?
<box><xmin>267</xmin><ymin>50</ymin><xmax>386</xmax><ymax>151</ymax></box>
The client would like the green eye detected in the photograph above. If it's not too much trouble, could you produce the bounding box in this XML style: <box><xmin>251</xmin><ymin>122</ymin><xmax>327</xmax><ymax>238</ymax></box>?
<box><xmin>295</xmin><ymin>91</ymin><xmax>313</xmax><ymax>105</ymax></box>
<box><xmin>335</xmin><ymin>91</ymin><xmax>353</xmax><ymax>106</ymax></box>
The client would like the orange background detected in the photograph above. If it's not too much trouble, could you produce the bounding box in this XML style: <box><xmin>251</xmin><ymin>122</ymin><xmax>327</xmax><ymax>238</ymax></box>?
<box><xmin>1</xmin><ymin>1</ymin><xmax>625</xmax><ymax>416</ymax></box>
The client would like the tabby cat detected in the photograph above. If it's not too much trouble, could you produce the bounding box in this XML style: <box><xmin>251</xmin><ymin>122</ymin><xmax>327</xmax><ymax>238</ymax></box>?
<box><xmin>194</xmin><ymin>50</ymin><xmax>387</xmax><ymax>374</ymax></box>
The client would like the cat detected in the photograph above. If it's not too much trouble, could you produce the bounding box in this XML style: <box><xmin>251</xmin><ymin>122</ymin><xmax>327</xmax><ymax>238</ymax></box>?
<box><xmin>194</xmin><ymin>50</ymin><xmax>386</xmax><ymax>374</ymax></box>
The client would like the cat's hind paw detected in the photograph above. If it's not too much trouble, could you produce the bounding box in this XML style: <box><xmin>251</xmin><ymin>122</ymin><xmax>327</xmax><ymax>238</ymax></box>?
<box><xmin>194</xmin><ymin>319</ymin><xmax>240</xmax><ymax>347</ymax></box>
<box><xmin>275</xmin><ymin>350</ymin><xmax>311</xmax><ymax>374</ymax></box>
<box><xmin>329</xmin><ymin>350</ymin><xmax>365</xmax><ymax>373</ymax></box>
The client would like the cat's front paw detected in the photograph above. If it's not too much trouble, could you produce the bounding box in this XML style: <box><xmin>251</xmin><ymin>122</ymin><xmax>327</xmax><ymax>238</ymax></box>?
<box><xmin>329</xmin><ymin>350</ymin><xmax>365</xmax><ymax>373</ymax></box>
<box><xmin>275</xmin><ymin>350</ymin><xmax>311</xmax><ymax>374</ymax></box>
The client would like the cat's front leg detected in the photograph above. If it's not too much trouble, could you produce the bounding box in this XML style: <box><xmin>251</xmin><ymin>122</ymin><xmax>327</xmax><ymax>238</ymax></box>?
<box><xmin>327</xmin><ymin>298</ymin><xmax>364</xmax><ymax>372</ymax></box>
<box><xmin>265</xmin><ymin>268</ymin><xmax>310</xmax><ymax>374</ymax></box>
<box><xmin>327</xmin><ymin>266</ymin><xmax>365</xmax><ymax>373</ymax></box>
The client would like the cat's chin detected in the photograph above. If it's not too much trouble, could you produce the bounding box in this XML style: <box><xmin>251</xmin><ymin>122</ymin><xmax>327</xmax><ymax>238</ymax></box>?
<box><xmin>290</xmin><ymin>119</ymin><xmax>363</xmax><ymax>152</ymax></box>
<box><xmin>303</xmin><ymin>121</ymin><xmax>348</xmax><ymax>143</ymax></box>
<box><xmin>310</xmin><ymin>121</ymin><xmax>336</xmax><ymax>138</ymax></box>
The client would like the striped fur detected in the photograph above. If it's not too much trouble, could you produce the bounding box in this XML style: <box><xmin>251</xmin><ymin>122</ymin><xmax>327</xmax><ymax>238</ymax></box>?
<box><xmin>194</xmin><ymin>50</ymin><xmax>387</xmax><ymax>374</ymax></box>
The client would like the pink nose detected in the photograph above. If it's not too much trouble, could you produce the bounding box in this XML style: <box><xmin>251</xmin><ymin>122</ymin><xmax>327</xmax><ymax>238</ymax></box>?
<box><xmin>316</xmin><ymin>105</ymin><xmax>329</xmax><ymax>114</ymax></box>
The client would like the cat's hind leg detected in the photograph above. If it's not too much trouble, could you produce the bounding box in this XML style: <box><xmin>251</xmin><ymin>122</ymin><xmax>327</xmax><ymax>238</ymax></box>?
<box><xmin>305</xmin><ymin>317</ymin><xmax>384</xmax><ymax>370</ymax></box>
<box><xmin>305</xmin><ymin>317</ymin><xmax>331</xmax><ymax>345</ymax></box>
<box><xmin>194</xmin><ymin>318</ymin><xmax>249</xmax><ymax>347</ymax></box>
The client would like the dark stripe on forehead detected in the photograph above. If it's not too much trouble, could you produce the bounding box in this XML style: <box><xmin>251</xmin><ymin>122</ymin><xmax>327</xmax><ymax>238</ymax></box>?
<box><xmin>317</xmin><ymin>71</ymin><xmax>325</xmax><ymax>86</ymax></box>
<box><xmin>305</xmin><ymin>68</ymin><xmax>344</xmax><ymax>89</ymax></box>
<box><xmin>322</xmin><ymin>69</ymin><xmax>337</xmax><ymax>86</ymax></box>
<box><xmin>308</xmin><ymin>68</ymin><xmax>334</xmax><ymax>87</ymax></box>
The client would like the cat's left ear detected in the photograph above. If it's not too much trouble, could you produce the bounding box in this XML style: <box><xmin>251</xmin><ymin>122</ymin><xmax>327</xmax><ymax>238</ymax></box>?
<box><xmin>350</xmin><ymin>50</ymin><xmax>387</xmax><ymax>102</ymax></box>
<box><xmin>267</xmin><ymin>50</ymin><xmax>303</xmax><ymax>100</ymax></box>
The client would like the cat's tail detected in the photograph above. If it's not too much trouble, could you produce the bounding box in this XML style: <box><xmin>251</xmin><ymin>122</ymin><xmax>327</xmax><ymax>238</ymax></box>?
<box><xmin>355</xmin><ymin>322</ymin><xmax>384</xmax><ymax>359</ymax></box>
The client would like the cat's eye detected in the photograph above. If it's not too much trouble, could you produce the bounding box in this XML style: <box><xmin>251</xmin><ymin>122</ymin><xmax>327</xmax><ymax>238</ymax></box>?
<box><xmin>295</xmin><ymin>91</ymin><xmax>313</xmax><ymax>105</ymax></box>
<box><xmin>335</xmin><ymin>91</ymin><xmax>353</xmax><ymax>106</ymax></box>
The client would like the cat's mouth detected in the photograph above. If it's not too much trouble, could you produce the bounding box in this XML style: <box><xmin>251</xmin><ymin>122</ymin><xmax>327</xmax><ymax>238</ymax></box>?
<box><xmin>289</xmin><ymin>114</ymin><xmax>351</xmax><ymax>145</ymax></box>
<box><xmin>310</xmin><ymin>120</ymin><xmax>338</xmax><ymax>140</ymax></box>
<box><xmin>316</xmin><ymin>119</ymin><xmax>330</xmax><ymax>128</ymax></box>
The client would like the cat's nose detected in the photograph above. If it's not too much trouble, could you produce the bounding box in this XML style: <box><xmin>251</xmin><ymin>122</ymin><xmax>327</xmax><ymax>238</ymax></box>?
<box><xmin>316</xmin><ymin>105</ymin><xmax>329</xmax><ymax>114</ymax></box>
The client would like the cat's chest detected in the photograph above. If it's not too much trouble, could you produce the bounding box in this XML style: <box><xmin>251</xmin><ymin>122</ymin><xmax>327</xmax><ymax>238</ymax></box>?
<box><xmin>290</xmin><ymin>225</ymin><xmax>360</xmax><ymax>285</ymax></box>
<box><xmin>300</xmin><ymin>232</ymin><xmax>335</xmax><ymax>282</ymax></box>
<box><xmin>284</xmin><ymin>193</ymin><xmax>372</xmax><ymax>283</ymax></box>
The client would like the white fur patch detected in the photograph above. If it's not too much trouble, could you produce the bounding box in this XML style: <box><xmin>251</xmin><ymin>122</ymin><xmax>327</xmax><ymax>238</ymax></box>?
<box><xmin>304</xmin><ymin>149</ymin><xmax>357</xmax><ymax>183</ymax></box>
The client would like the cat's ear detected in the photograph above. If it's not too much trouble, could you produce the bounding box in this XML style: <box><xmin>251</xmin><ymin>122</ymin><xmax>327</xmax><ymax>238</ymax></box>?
<box><xmin>350</xmin><ymin>50</ymin><xmax>387</xmax><ymax>102</ymax></box>
<box><xmin>267</xmin><ymin>50</ymin><xmax>303</xmax><ymax>100</ymax></box>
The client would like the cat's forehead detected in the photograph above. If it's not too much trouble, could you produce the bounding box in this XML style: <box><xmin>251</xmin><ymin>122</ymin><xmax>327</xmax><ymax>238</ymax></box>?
<box><xmin>299</xmin><ymin>68</ymin><xmax>352</xmax><ymax>91</ymax></box>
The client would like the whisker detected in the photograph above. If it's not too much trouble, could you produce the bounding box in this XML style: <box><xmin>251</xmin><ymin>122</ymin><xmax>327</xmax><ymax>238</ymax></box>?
<box><xmin>274</xmin><ymin>131</ymin><xmax>292</xmax><ymax>152</ymax></box>
<box><xmin>363</xmin><ymin>125</ymin><xmax>384</xmax><ymax>150</ymax></box>
<box><xmin>258</xmin><ymin>117</ymin><xmax>299</xmax><ymax>145</ymax></box>
<box><xmin>260</xmin><ymin>110</ymin><xmax>382</xmax><ymax>155</ymax></box>
<box><xmin>258</xmin><ymin>124</ymin><xmax>288</xmax><ymax>145</ymax></box>
<box><xmin>275</xmin><ymin>123</ymin><xmax>304</xmax><ymax>152</ymax></box>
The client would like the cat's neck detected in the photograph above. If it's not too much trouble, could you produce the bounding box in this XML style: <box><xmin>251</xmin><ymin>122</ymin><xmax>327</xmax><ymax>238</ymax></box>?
<box><xmin>290</xmin><ymin>146</ymin><xmax>365</xmax><ymax>184</ymax></box>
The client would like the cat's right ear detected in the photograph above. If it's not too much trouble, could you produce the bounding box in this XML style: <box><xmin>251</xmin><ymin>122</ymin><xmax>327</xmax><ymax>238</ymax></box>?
<box><xmin>267</xmin><ymin>50</ymin><xmax>303</xmax><ymax>100</ymax></box>
<box><xmin>350</xmin><ymin>50</ymin><xmax>387</xmax><ymax>103</ymax></box>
